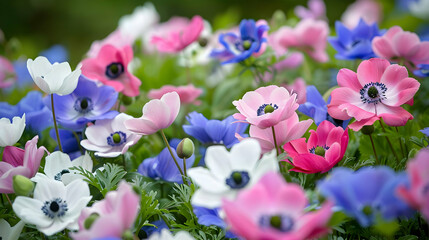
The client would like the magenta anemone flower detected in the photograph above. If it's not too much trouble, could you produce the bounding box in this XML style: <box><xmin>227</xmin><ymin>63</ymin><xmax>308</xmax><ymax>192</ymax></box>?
<box><xmin>397</xmin><ymin>149</ymin><xmax>429</xmax><ymax>222</ymax></box>
<box><xmin>151</xmin><ymin>15</ymin><xmax>204</xmax><ymax>53</ymax></box>
<box><xmin>372</xmin><ymin>26</ymin><xmax>429</xmax><ymax>70</ymax></box>
<box><xmin>81</xmin><ymin>44</ymin><xmax>141</xmax><ymax>97</ymax></box>
<box><xmin>222</xmin><ymin>172</ymin><xmax>333</xmax><ymax>240</ymax></box>
<box><xmin>125</xmin><ymin>92</ymin><xmax>180</xmax><ymax>135</ymax></box>
<box><xmin>147</xmin><ymin>84</ymin><xmax>203</xmax><ymax>105</ymax></box>
<box><xmin>0</xmin><ymin>136</ymin><xmax>47</xmax><ymax>193</ymax></box>
<box><xmin>283</xmin><ymin>120</ymin><xmax>349</xmax><ymax>174</ymax></box>
<box><xmin>233</xmin><ymin>85</ymin><xmax>299</xmax><ymax>129</ymax></box>
<box><xmin>327</xmin><ymin>58</ymin><xmax>420</xmax><ymax>131</ymax></box>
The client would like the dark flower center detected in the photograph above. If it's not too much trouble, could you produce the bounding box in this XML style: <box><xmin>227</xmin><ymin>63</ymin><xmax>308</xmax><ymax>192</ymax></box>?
<box><xmin>360</xmin><ymin>82</ymin><xmax>387</xmax><ymax>104</ymax></box>
<box><xmin>257</xmin><ymin>103</ymin><xmax>279</xmax><ymax>116</ymax></box>
<box><xmin>198</xmin><ymin>37</ymin><xmax>208</xmax><ymax>47</ymax></box>
<box><xmin>225</xmin><ymin>171</ymin><xmax>250</xmax><ymax>189</ymax></box>
<box><xmin>105</xmin><ymin>62</ymin><xmax>124</xmax><ymax>79</ymax></box>
<box><xmin>74</xmin><ymin>97</ymin><xmax>94</xmax><ymax>114</ymax></box>
<box><xmin>259</xmin><ymin>214</ymin><xmax>294</xmax><ymax>232</ymax></box>
<box><xmin>54</xmin><ymin>169</ymin><xmax>70</xmax><ymax>181</ymax></box>
<box><xmin>41</xmin><ymin>198</ymin><xmax>68</xmax><ymax>219</ymax></box>
<box><xmin>107</xmin><ymin>131</ymin><xmax>127</xmax><ymax>146</ymax></box>
<box><xmin>309</xmin><ymin>145</ymin><xmax>330</xmax><ymax>157</ymax></box>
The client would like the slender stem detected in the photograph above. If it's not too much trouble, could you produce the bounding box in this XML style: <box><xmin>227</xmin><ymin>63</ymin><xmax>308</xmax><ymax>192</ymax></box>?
<box><xmin>183</xmin><ymin>157</ymin><xmax>187</xmax><ymax>177</ymax></box>
<box><xmin>379</xmin><ymin>120</ymin><xmax>399</xmax><ymax>164</ymax></box>
<box><xmin>368</xmin><ymin>134</ymin><xmax>379</xmax><ymax>165</ymax></box>
<box><xmin>159</xmin><ymin>213</ymin><xmax>172</xmax><ymax>229</ymax></box>
<box><xmin>51</xmin><ymin>94</ymin><xmax>63</xmax><ymax>152</ymax></box>
<box><xmin>279</xmin><ymin>161</ymin><xmax>292</xmax><ymax>183</ymax></box>
<box><xmin>160</xmin><ymin>130</ymin><xmax>185</xmax><ymax>178</ymax></box>
<box><xmin>395</xmin><ymin>127</ymin><xmax>405</xmax><ymax>159</ymax></box>
<box><xmin>271</xmin><ymin>126</ymin><xmax>280</xmax><ymax>156</ymax></box>
<box><xmin>71</xmin><ymin>131</ymin><xmax>84</xmax><ymax>154</ymax></box>
<box><xmin>117</xmin><ymin>96</ymin><xmax>122</xmax><ymax>112</ymax></box>
<box><xmin>5</xmin><ymin>194</ymin><xmax>12</xmax><ymax>206</ymax></box>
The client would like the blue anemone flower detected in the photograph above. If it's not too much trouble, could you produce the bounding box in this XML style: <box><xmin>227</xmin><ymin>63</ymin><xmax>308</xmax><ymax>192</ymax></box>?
<box><xmin>193</xmin><ymin>206</ymin><xmax>237</xmax><ymax>238</ymax></box>
<box><xmin>414</xmin><ymin>64</ymin><xmax>429</xmax><ymax>77</ymax></box>
<box><xmin>210</xmin><ymin>19</ymin><xmax>269</xmax><ymax>64</ymax></box>
<box><xmin>40</xmin><ymin>44</ymin><xmax>69</xmax><ymax>64</ymax></box>
<box><xmin>0</xmin><ymin>91</ymin><xmax>53</xmax><ymax>134</ymax></box>
<box><xmin>420</xmin><ymin>127</ymin><xmax>429</xmax><ymax>137</ymax></box>
<box><xmin>329</xmin><ymin>19</ymin><xmax>383</xmax><ymax>60</ymax></box>
<box><xmin>298</xmin><ymin>86</ymin><xmax>350</xmax><ymax>129</ymax></box>
<box><xmin>138</xmin><ymin>140</ymin><xmax>195</xmax><ymax>184</ymax></box>
<box><xmin>317</xmin><ymin>167</ymin><xmax>414</xmax><ymax>227</ymax></box>
<box><xmin>49</xmin><ymin>129</ymin><xmax>83</xmax><ymax>159</ymax></box>
<box><xmin>43</xmin><ymin>75</ymin><xmax>118</xmax><ymax>131</ymax></box>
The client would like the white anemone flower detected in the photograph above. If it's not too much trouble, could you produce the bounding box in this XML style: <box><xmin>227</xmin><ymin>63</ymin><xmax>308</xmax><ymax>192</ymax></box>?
<box><xmin>81</xmin><ymin>113</ymin><xmax>142</xmax><ymax>158</ymax></box>
<box><xmin>148</xmin><ymin>229</ymin><xmax>195</xmax><ymax>240</ymax></box>
<box><xmin>0</xmin><ymin>114</ymin><xmax>26</xmax><ymax>147</ymax></box>
<box><xmin>118</xmin><ymin>2</ymin><xmax>159</xmax><ymax>43</ymax></box>
<box><xmin>0</xmin><ymin>220</ymin><xmax>25</xmax><ymax>240</ymax></box>
<box><xmin>27</xmin><ymin>56</ymin><xmax>81</xmax><ymax>96</ymax></box>
<box><xmin>32</xmin><ymin>151</ymin><xmax>93</xmax><ymax>185</ymax></box>
<box><xmin>188</xmin><ymin>139</ymin><xmax>279</xmax><ymax>208</ymax></box>
<box><xmin>409</xmin><ymin>0</ymin><xmax>429</xmax><ymax>20</ymax></box>
<box><xmin>12</xmin><ymin>177</ymin><xmax>91</xmax><ymax>236</ymax></box>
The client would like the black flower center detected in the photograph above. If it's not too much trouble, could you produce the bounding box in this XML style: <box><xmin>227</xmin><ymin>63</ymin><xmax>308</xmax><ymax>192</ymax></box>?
<box><xmin>105</xmin><ymin>62</ymin><xmax>124</xmax><ymax>79</ymax></box>
<box><xmin>259</xmin><ymin>214</ymin><xmax>295</xmax><ymax>232</ymax></box>
<box><xmin>107</xmin><ymin>131</ymin><xmax>127</xmax><ymax>146</ymax></box>
<box><xmin>257</xmin><ymin>103</ymin><xmax>279</xmax><ymax>116</ymax></box>
<box><xmin>360</xmin><ymin>82</ymin><xmax>387</xmax><ymax>104</ymax></box>
<box><xmin>198</xmin><ymin>37</ymin><xmax>208</xmax><ymax>47</ymax></box>
<box><xmin>309</xmin><ymin>145</ymin><xmax>330</xmax><ymax>157</ymax></box>
<box><xmin>54</xmin><ymin>169</ymin><xmax>70</xmax><ymax>181</ymax></box>
<box><xmin>74</xmin><ymin>97</ymin><xmax>94</xmax><ymax>114</ymax></box>
<box><xmin>41</xmin><ymin>198</ymin><xmax>68</xmax><ymax>219</ymax></box>
<box><xmin>225</xmin><ymin>171</ymin><xmax>250</xmax><ymax>189</ymax></box>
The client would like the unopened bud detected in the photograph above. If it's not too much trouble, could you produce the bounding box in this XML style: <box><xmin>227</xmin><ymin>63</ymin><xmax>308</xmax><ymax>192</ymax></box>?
<box><xmin>13</xmin><ymin>175</ymin><xmax>34</xmax><ymax>196</ymax></box>
<box><xmin>84</xmin><ymin>213</ymin><xmax>100</xmax><ymax>230</ymax></box>
<box><xmin>122</xmin><ymin>230</ymin><xmax>134</xmax><ymax>240</ymax></box>
<box><xmin>361</xmin><ymin>125</ymin><xmax>374</xmax><ymax>135</ymax></box>
<box><xmin>176</xmin><ymin>138</ymin><xmax>194</xmax><ymax>159</ymax></box>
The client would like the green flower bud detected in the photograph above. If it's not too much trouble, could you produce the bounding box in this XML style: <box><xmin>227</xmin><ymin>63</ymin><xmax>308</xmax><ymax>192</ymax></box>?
<box><xmin>176</xmin><ymin>138</ymin><xmax>195</xmax><ymax>159</ymax></box>
<box><xmin>13</xmin><ymin>175</ymin><xmax>34</xmax><ymax>196</ymax></box>
<box><xmin>84</xmin><ymin>213</ymin><xmax>100</xmax><ymax>230</ymax></box>
<box><xmin>122</xmin><ymin>230</ymin><xmax>134</xmax><ymax>240</ymax></box>
<box><xmin>361</xmin><ymin>125</ymin><xmax>374</xmax><ymax>135</ymax></box>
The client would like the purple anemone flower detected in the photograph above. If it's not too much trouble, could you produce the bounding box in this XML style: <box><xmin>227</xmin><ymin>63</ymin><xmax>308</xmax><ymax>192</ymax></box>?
<box><xmin>44</xmin><ymin>75</ymin><xmax>118</xmax><ymax>131</ymax></box>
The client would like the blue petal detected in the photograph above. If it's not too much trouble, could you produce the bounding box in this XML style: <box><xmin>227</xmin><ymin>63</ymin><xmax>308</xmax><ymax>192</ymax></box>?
<box><xmin>240</xmin><ymin>19</ymin><xmax>257</xmax><ymax>41</ymax></box>
<box><xmin>336</xmin><ymin>21</ymin><xmax>353</xmax><ymax>46</ymax></box>
<box><xmin>205</xmin><ymin>120</ymin><xmax>228</xmax><ymax>144</ymax></box>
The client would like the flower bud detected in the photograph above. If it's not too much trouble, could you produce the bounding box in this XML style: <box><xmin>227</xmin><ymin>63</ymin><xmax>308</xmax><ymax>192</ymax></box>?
<box><xmin>12</xmin><ymin>175</ymin><xmax>34</xmax><ymax>196</ymax></box>
<box><xmin>176</xmin><ymin>138</ymin><xmax>194</xmax><ymax>159</ymax></box>
<box><xmin>84</xmin><ymin>213</ymin><xmax>100</xmax><ymax>230</ymax></box>
<box><xmin>122</xmin><ymin>229</ymin><xmax>134</xmax><ymax>240</ymax></box>
<box><xmin>361</xmin><ymin>125</ymin><xmax>374</xmax><ymax>135</ymax></box>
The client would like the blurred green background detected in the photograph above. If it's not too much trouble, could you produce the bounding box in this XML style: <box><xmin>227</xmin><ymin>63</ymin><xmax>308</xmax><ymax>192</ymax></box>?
<box><xmin>0</xmin><ymin>0</ymin><xmax>361</xmax><ymax>64</ymax></box>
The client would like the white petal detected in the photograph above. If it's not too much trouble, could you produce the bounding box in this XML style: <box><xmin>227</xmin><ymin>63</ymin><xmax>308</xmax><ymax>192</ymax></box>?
<box><xmin>187</xmin><ymin>167</ymin><xmax>228</xmax><ymax>192</ymax></box>
<box><xmin>44</xmin><ymin>151</ymin><xmax>72</xmax><ymax>179</ymax></box>
<box><xmin>57</xmin><ymin>67</ymin><xmax>81</xmax><ymax>96</ymax></box>
<box><xmin>204</xmin><ymin>145</ymin><xmax>233</xmax><ymax>179</ymax></box>
<box><xmin>12</xmin><ymin>197</ymin><xmax>52</xmax><ymax>228</ymax></box>
<box><xmin>191</xmin><ymin>189</ymin><xmax>224</xmax><ymax>209</ymax></box>
<box><xmin>229</xmin><ymin>139</ymin><xmax>261</xmax><ymax>171</ymax></box>
<box><xmin>33</xmin><ymin>178</ymin><xmax>66</xmax><ymax>202</ymax></box>
<box><xmin>0</xmin><ymin>114</ymin><xmax>26</xmax><ymax>147</ymax></box>
<box><xmin>71</xmin><ymin>152</ymin><xmax>93</xmax><ymax>172</ymax></box>
<box><xmin>27</xmin><ymin>56</ymin><xmax>52</xmax><ymax>81</ymax></box>
<box><xmin>43</xmin><ymin>62</ymin><xmax>72</xmax><ymax>94</ymax></box>
<box><xmin>65</xmin><ymin>179</ymin><xmax>90</xmax><ymax>208</ymax></box>
<box><xmin>250</xmin><ymin>150</ymin><xmax>279</xmax><ymax>186</ymax></box>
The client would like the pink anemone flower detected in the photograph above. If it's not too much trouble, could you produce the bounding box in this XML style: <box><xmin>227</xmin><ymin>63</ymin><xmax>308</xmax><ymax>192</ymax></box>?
<box><xmin>81</xmin><ymin>44</ymin><xmax>141</xmax><ymax>97</ymax></box>
<box><xmin>283</xmin><ymin>120</ymin><xmax>349</xmax><ymax>174</ymax></box>
<box><xmin>236</xmin><ymin>113</ymin><xmax>313</xmax><ymax>154</ymax></box>
<box><xmin>71</xmin><ymin>181</ymin><xmax>140</xmax><ymax>240</ymax></box>
<box><xmin>151</xmin><ymin>15</ymin><xmax>204</xmax><ymax>53</ymax></box>
<box><xmin>341</xmin><ymin>0</ymin><xmax>382</xmax><ymax>29</ymax></box>
<box><xmin>233</xmin><ymin>85</ymin><xmax>299</xmax><ymax>129</ymax></box>
<box><xmin>125</xmin><ymin>91</ymin><xmax>180</xmax><ymax>135</ymax></box>
<box><xmin>147</xmin><ymin>84</ymin><xmax>203</xmax><ymax>105</ymax></box>
<box><xmin>86</xmin><ymin>30</ymin><xmax>133</xmax><ymax>59</ymax></box>
<box><xmin>0</xmin><ymin>56</ymin><xmax>15</xmax><ymax>88</ymax></box>
<box><xmin>397</xmin><ymin>149</ymin><xmax>429</xmax><ymax>222</ymax></box>
<box><xmin>327</xmin><ymin>58</ymin><xmax>420</xmax><ymax>131</ymax></box>
<box><xmin>372</xmin><ymin>26</ymin><xmax>429</xmax><ymax>70</ymax></box>
<box><xmin>223</xmin><ymin>172</ymin><xmax>333</xmax><ymax>240</ymax></box>
<box><xmin>0</xmin><ymin>136</ymin><xmax>48</xmax><ymax>193</ymax></box>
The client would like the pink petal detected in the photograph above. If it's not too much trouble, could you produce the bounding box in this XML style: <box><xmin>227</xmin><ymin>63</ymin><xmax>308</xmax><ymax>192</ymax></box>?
<box><xmin>392</xmin><ymin>31</ymin><xmax>420</xmax><ymax>58</ymax></box>
<box><xmin>315</xmin><ymin>121</ymin><xmax>336</xmax><ymax>145</ymax></box>
<box><xmin>410</xmin><ymin>42</ymin><xmax>429</xmax><ymax>63</ymax></box>
<box><xmin>124</xmin><ymin>118</ymin><xmax>159</xmax><ymax>135</ymax></box>
<box><xmin>383</xmin><ymin>77</ymin><xmax>420</xmax><ymax>107</ymax></box>
<box><xmin>337</xmin><ymin>68</ymin><xmax>362</xmax><ymax>91</ymax></box>
<box><xmin>372</xmin><ymin>37</ymin><xmax>395</xmax><ymax>59</ymax></box>
<box><xmin>356</xmin><ymin>58</ymin><xmax>390</xmax><ymax>86</ymax></box>
<box><xmin>348</xmin><ymin>116</ymin><xmax>379</xmax><ymax>131</ymax></box>
<box><xmin>376</xmin><ymin>104</ymin><xmax>413</xmax><ymax>127</ymax></box>
<box><xmin>323</xmin><ymin>142</ymin><xmax>342</xmax><ymax>172</ymax></box>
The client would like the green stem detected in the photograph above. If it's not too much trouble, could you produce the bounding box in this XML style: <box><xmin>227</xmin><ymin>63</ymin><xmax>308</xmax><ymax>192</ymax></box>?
<box><xmin>395</xmin><ymin>127</ymin><xmax>405</xmax><ymax>159</ymax></box>
<box><xmin>368</xmin><ymin>134</ymin><xmax>379</xmax><ymax>165</ymax></box>
<box><xmin>302</xmin><ymin>55</ymin><xmax>312</xmax><ymax>84</ymax></box>
<box><xmin>72</xmin><ymin>131</ymin><xmax>84</xmax><ymax>155</ymax></box>
<box><xmin>183</xmin><ymin>157</ymin><xmax>187</xmax><ymax>177</ymax></box>
<box><xmin>51</xmin><ymin>94</ymin><xmax>63</xmax><ymax>152</ymax></box>
<box><xmin>271</xmin><ymin>126</ymin><xmax>280</xmax><ymax>156</ymax></box>
<box><xmin>160</xmin><ymin>130</ymin><xmax>186</xmax><ymax>181</ymax></box>
<box><xmin>379</xmin><ymin>120</ymin><xmax>399</xmax><ymax>164</ymax></box>
<box><xmin>5</xmin><ymin>194</ymin><xmax>12</xmax><ymax>206</ymax></box>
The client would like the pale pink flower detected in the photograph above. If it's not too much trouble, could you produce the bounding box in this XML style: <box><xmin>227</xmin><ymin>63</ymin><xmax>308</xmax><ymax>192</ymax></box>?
<box><xmin>283</xmin><ymin>78</ymin><xmax>307</xmax><ymax>104</ymax></box>
<box><xmin>274</xmin><ymin>19</ymin><xmax>329</xmax><ymax>62</ymax></box>
<box><xmin>0</xmin><ymin>56</ymin><xmax>15</xmax><ymax>88</ymax></box>
<box><xmin>397</xmin><ymin>149</ymin><xmax>429</xmax><ymax>222</ymax></box>
<box><xmin>236</xmin><ymin>113</ymin><xmax>312</xmax><ymax>154</ymax></box>
<box><xmin>233</xmin><ymin>85</ymin><xmax>299</xmax><ymax>129</ymax></box>
<box><xmin>151</xmin><ymin>15</ymin><xmax>204</xmax><ymax>53</ymax></box>
<box><xmin>222</xmin><ymin>172</ymin><xmax>333</xmax><ymax>240</ymax></box>
<box><xmin>0</xmin><ymin>136</ymin><xmax>47</xmax><ymax>193</ymax></box>
<box><xmin>71</xmin><ymin>181</ymin><xmax>140</xmax><ymax>240</ymax></box>
<box><xmin>147</xmin><ymin>84</ymin><xmax>203</xmax><ymax>105</ymax></box>
<box><xmin>86</xmin><ymin>30</ymin><xmax>133</xmax><ymax>58</ymax></box>
<box><xmin>283</xmin><ymin>120</ymin><xmax>349</xmax><ymax>174</ymax></box>
<box><xmin>341</xmin><ymin>0</ymin><xmax>382</xmax><ymax>28</ymax></box>
<box><xmin>81</xmin><ymin>44</ymin><xmax>141</xmax><ymax>97</ymax></box>
<box><xmin>295</xmin><ymin>0</ymin><xmax>327</xmax><ymax>20</ymax></box>
<box><xmin>125</xmin><ymin>92</ymin><xmax>180</xmax><ymax>135</ymax></box>
<box><xmin>372</xmin><ymin>26</ymin><xmax>429</xmax><ymax>70</ymax></box>
<box><xmin>327</xmin><ymin>58</ymin><xmax>420</xmax><ymax>131</ymax></box>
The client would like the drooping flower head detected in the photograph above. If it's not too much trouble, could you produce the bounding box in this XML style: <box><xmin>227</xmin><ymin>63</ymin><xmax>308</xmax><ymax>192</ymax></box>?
<box><xmin>327</xmin><ymin>58</ymin><xmax>420</xmax><ymax>131</ymax></box>
<box><xmin>27</xmin><ymin>56</ymin><xmax>81</xmax><ymax>95</ymax></box>
<box><xmin>125</xmin><ymin>92</ymin><xmax>180</xmax><ymax>135</ymax></box>
<box><xmin>188</xmin><ymin>139</ymin><xmax>279</xmax><ymax>208</ymax></box>
<box><xmin>71</xmin><ymin>181</ymin><xmax>140</xmax><ymax>240</ymax></box>
<box><xmin>397</xmin><ymin>149</ymin><xmax>429</xmax><ymax>222</ymax></box>
<box><xmin>283</xmin><ymin>120</ymin><xmax>349</xmax><ymax>174</ymax></box>
<box><xmin>329</xmin><ymin>18</ymin><xmax>383</xmax><ymax>60</ymax></box>
<box><xmin>318</xmin><ymin>167</ymin><xmax>414</xmax><ymax>227</ymax></box>
<box><xmin>0</xmin><ymin>136</ymin><xmax>47</xmax><ymax>194</ymax></box>
<box><xmin>148</xmin><ymin>84</ymin><xmax>203</xmax><ymax>105</ymax></box>
<box><xmin>372</xmin><ymin>26</ymin><xmax>429</xmax><ymax>70</ymax></box>
<box><xmin>233</xmin><ymin>85</ymin><xmax>298</xmax><ymax>129</ymax></box>
<box><xmin>210</xmin><ymin>19</ymin><xmax>269</xmax><ymax>64</ymax></box>
<box><xmin>81</xmin><ymin>44</ymin><xmax>141</xmax><ymax>97</ymax></box>
<box><xmin>81</xmin><ymin>113</ymin><xmax>142</xmax><ymax>158</ymax></box>
<box><xmin>44</xmin><ymin>75</ymin><xmax>118</xmax><ymax>131</ymax></box>
<box><xmin>0</xmin><ymin>56</ymin><xmax>15</xmax><ymax>88</ymax></box>
<box><xmin>0</xmin><ymin>114</ymin><xmax>26</xmax><ymax>147</ymax></box>
<box><xmin>12</xmin><ymin>177</ymin><xmax>91</xmax><ymax>236</ymax></box>
<box><xmin>151</xmin><ymin>15</ymin><xmax>204</xmax><ymax>53</ymax></box>
<box><xmin>223</xmin><ymin>172</ymin><xmax>333</xmax><ymax>239</ymax></box>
